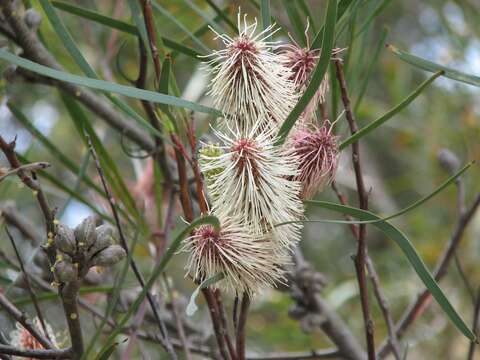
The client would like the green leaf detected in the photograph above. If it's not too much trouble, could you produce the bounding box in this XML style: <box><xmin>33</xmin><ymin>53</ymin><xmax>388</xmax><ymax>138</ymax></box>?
<box><xmin>307</xmin><ymin>200</ymin><xmax>476</xmax><ymax>342</ymax></box>
<box><xmin>37</xmin><ymin>0</ymin><xmax>167</xmax><ymax>139</ymax></box>
<box><xmin>51</xmin><ymin>0</ymin><xmax>202</xmax><ymax>58</ymax></box>
<box><xmin>60</xmin><ymin>94</ymin><xmax>140</xmax><ymax>224</ymax></box>
<box><xmin>282</xmin><ymin>0</ymin><xmax>306</xmax><ymax>47</ymax></box>
<box><xmin>297</xmin><ymin>0</ymin><xmax>316</xmax><ymax>34</ymax></box>
<box><xmin>354</xmin><ymin>0</ymin><xmax>392</xmax><ymax>39</ymax></box>
<box><xmin>186</xmin><ymin>273</ymin><xmax>225</xmax><ymax>316</ymax></box>
<box><xmin>311</xmin><ymin>0</ymin><xmax>353</xmax><ymax>49</ymax></box>
<box><xmin>151</xmin><ymin>1</ymin><xmax>210</xmax><ymax>54</ymax></box>
<box><xmin>184</xmin><ymin>0</ymin><xmax>225</xmax><ymax>36</ymax></box>
<box><xmin>354</xmin><ymin>26</ymin><xmax>389</xmax><ymax>112</ymax></box>
<box><xmin>276</xmin><ymin>0</ymin><xmax>337</xmax><ymax>143</ymax></box>
<box><xmin>340</xmin><ymin>70</ymin><xmax>443</xmax><ymax>150</ymax></box>
<box><xmin>388</xmin><ymin>44</ymin><xmax>480</xmax><ymax>87</ymax></box>
<box><xmin>260</xmin><ymin>0</ymin><xmax>271</xmax><ymax>32</ymax></box>
<box><xmin>0</xmin><ymin>49</ymin><xmax>221</xmax><ymax>116</ymax></box>
<box><xmin>95</xmin><ymin>215</ymin><xmax>220</xmax><ymax>358</ymax></box>
<box><xmin>277</xmin><ymin>161</ymin><xmax>472</xmax><ymax>227</ymax></box>
<box><xmin>206</xmin><ymin>0</ymin><xmax>237</xmax><ymax>32</ymax></box>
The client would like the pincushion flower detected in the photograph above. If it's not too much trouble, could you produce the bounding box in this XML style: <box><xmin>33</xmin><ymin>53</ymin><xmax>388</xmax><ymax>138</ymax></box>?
<box><xmin>10</xmin><ymin>317</ymin><xmax>59</xmax><ymax>359</ymax></box>
<box><xmin>203</xmin><ymin>12</ymin><xmax>297</xmax><ymax>133</ymax></box>
<box><xmin>199</xmin><ymin>125</ymin><xmax>304</xmax><ymax>249</ymax></box>
<box><xmin>289</xmin><ymin>121</ymin><xmax>339</xmax><ymax>199</ymax></box>
<box><xmin>181</xmin><ymin>215</ymin><xmax>290</xmax><ymax>295</ymax></box>
<box><xmin>281</xmin><ymin>42</ymin><xmax>328</xmax><ymax>123</ymax></box>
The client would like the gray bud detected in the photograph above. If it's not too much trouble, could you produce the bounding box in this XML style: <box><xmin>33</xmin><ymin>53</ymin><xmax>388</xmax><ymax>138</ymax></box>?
<box><xmin>53</xmin><ymin>258</ymin><xmax>78</xmax><ymax>282</ymax></box>
<box><xmin>87</xmin><ymin>225</ymin><xmax>114</xmax><ymax>258</ymax></box>
<box><xmin>74</xmin><ymin>216</ymin><xmax>97</xmax><ymax>250</ymax></box>
<box><xmin>438</xmin><ymin>148</ymin><xmax>460</xmax><ymax>174</ymax></box>
<box><xmin>55</xmin><ymin>224</ymin><xmax>76</xmax><ymax>255</ymax></box>
<box><xmin>90</xmin><ymin>245</ymin><xmax>126</xmax><ymax>267</ymax></box>
<box><xmin>24</xmin><ymin>9</ymin><xmax>42</xmax><ymax>30</ymax></box>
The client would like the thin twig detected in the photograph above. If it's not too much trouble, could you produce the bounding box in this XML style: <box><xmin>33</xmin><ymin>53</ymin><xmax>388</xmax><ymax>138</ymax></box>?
<box><xmin>334</xmin><ymin>59</ymin><xmax>375</xmax><ymax>360</ymax></box>
<box><xmin>246</xmin><ymin>348</ymin><xmax>341</xmax><ymax>360</ymax></box>
<box><xmin>0</xmin><ymin>135</ymin><xmax>85</xmax><ymax>358</ymax></box>
<box><xmin>85</xmin><ymin>133</ymin><xmax>177</xmax><ymax>359</ymax></box>
<box><xmin>5</xmin><ymin>227</ymin><xmax>52</xmax><ymax>344</ymax></box>
<box><xmin>215</xmin><ymin>290</ymin><xmax>237</xmax><ymax>360</ymax></box>
<box><xmin>378</xmin><ymin>193</ymin><xmax>480</xmax><ymax>358</ymax></box>
<box><xmin>236</xmin><ymin>293</ymin><xmax>250</xmax><ymax>360</ymax></box>
<box><xmin>0</xmin><ymin>345</ymin><xmax>71</xmax><ymax>359</ymax></box>
<box><xmin>0</xmin><ymin>293</ymin><xmax>54</xmax><ymax>350</ymax></box>
<box><xmin>0</xmin><ymin>162</ymin><xmax>50</xmax><ymax>182</ymax></box>
<box><xmin>164</xmin><ymin>274</ymin><xmax>193</xmax><ymax>360</ymax></box>
<box><xmin>331</xmin><ymin>182</ymin><xmax>402</xmax><ymax>360</ymax></box>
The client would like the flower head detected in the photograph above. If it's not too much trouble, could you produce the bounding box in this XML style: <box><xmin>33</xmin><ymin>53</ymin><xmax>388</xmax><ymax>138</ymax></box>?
<box><xmin>181</xmin><ymin>216</ymin><xmax>290</xmax><ymax>295</ymax></box>
<box><xmin>289</xmin><ymin>121</ymin><xmax>339</xmax><ymax>199</ymax></box>
<box><xmin>200</xmin><ymin>125</ymin><xmax>303</xmax><ymax>249</ymax></box>
<box><xmin>10</xmin><ymin>317</ymin><xmax>58</xmax><ymax>360</ymax></box>
<box><xmin>203</xmin><ymin>12</ymin><xmax>298</xmax><ymax>133</ymax></box>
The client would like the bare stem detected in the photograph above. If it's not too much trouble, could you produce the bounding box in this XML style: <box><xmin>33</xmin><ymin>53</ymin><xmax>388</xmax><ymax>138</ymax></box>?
<box><xmin>0</xmin><ymin>345</ymin><xmax>71</xmax><ymax>359</ymax></box>
<box><xmin>236</xmin><ymin>294</ymin><xmax>250</xmax><ymax>360</ymax></box>
<box><xmin>86</xmin><ymin>134</ymin><xmax>177</xmax><ymax>359</ymax></box>
<box><xmin>334</xmin><ymin>59</ymin><xmax>375</xmax><ymax>360</ymax></box>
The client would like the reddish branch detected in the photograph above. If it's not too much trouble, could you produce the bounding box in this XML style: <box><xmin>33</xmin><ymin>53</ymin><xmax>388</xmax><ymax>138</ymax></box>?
<box><xmin>334</xmin><ymin>60</ymin><xmax>375</xmax><ymax>360</ymax></box>
<box><xmin>331</xmin><ymin>182</ymin><xmax>402</xmax><ymax>360</ymax></box>
<box><xmin>378</xmin><ymin>193</ymin><xmax>480</xmax><ymax>358</ymax></box>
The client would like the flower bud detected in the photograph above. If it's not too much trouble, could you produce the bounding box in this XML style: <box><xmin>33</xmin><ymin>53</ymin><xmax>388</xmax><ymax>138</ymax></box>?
<box><xmin>55</xmin><ymin>224</ymin><xmax>76</xmax><ymax>255</ymax></box>
<box><xmin>87</xmin><ymin>225</ymin><xmax>114</xmax><ymax>258</ymax></box>
<box><xmin>89</xmin><ymin>245</ymin><xmax>126</xmax><ymax>267</ymax></box>
<box><xmin>74</xmin><ymin>216</ymin><xmax>97</xmax><ymax>250</ymax></box>
<box><xmin>53</xmin><ymin>258</ymin><xmax>78</xmax><ymax>282</ymax></box>
<box><xmin>24</xmin><ymin>9</ymin><xmax>42</xmax><ymax>31</ymax></box>
<box><xmin>438</xmin><ymin>148</ymin><xmax>460</xmax><ymax>175</ymax></box>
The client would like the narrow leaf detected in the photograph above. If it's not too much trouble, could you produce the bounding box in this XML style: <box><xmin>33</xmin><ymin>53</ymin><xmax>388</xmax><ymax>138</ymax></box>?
<box><xmin>307</xmin><ymin>200</ymin><xmax>476</xmax><ymax>342</ymax></box>
<box><xmin>388</xmin><ymin>44</ymin><xmax>480</xmax><ymax>88</ymax></box>
<box><xmin>282</xmin><ymin>0</ymin><xmax>306</xmax><ymax>47</ymax></box>
<box><xmin>340</xmin><ymin>71</ymin><xmax>443</xmax><ymax>150</ymax></box>
<box><xmin>51</xmin><ymin>0</ymin><xmax>202</xmax><ymax>58</ymax></box>
<box><xmin>186</xmin><ymin>273</ymin><xmax>225</xmax><ymax>316</ymax></box>
<box><xmin>260</xmin><ymin>0</ymin><xmax>271</xmax><ymax>32</ymax></box>
<box><xmin>0</xmin><ymin>49</ymin><xmax>221</xmax><ymax>116</ymax></box>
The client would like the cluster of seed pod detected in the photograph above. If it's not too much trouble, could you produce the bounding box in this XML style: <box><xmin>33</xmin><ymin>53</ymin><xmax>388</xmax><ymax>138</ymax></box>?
<box><xmin>52</xmin><ymin>216</ymin><xmax>126</xmax><ymax>283</ymax></box>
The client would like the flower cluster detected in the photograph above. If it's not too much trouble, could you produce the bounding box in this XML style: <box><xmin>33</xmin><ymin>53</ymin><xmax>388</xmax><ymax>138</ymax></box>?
<box><xmin>183</xmin><ymin>13</ymin><xmax>339</xmax><ymax>295</ymax></box>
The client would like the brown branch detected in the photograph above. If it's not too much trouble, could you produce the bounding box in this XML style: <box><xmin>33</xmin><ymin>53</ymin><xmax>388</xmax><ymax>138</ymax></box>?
<box><xmin>86</xmin><ymin>133</ymin><xmax>177</xmax><ymax>359</ymax></box>
<box><xmin>0</xmin><ymin>345</ymin><xmax>71</xmax><ymax>359</ymax></box>
<box><xmin>246</xmin><ymin>348</ymin><xmax>341</xmax><ymax>360</ymax></box>
<box><xmin>0</xmin><ymin>161</ymin><xmax>50</xmax><ymax>182</ymax></box>
<box><xmin>0</xmin><ymin>134</ymin><xmax>86</xmax><ymax>359</ymax></box>
<box><xmin>334</xmin><ymin>59</ymin><xmax>375</xmax><ymax>360</ymax></box>
<box><xmin>0</xmin><ymin>201</ymin><xmax>43</xmax><ymax>245</ymax></box>
<box><xmin>0</xmin><ymin>0</ymin><xmax>155</xmax><ymax>153</ymax></box>
<box><xmin>236</xmin><ymin>293</ymin><xmax>250</xmax><ymax>360</ymax></box>
<box><xmin>378</xmin><ymin>193</ymin><xmax>480</xmax><ymax>358</ymax></box>
<box><xmin>141</xmin><ymin>0</ymin><xmax>162</xmax><ymax>83</ymax></box>
<box><xmin>290</xmin><ymin>251</ymin><xmax>367</xmax><ymax>360</ymax></box>
<box><xmin>331</xmin><ymin>182</ymin><xmax>401</xmax><ymax>360</ymax></box>
<box><xmin>5</xmin><ymin>226</ymin><xmax>52</xmax><ymax>344</ymax></box>
<box><xmin>0</xmin><ymin>293</ymin><xmax>54</xmax><ymax>350</ymax></box>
